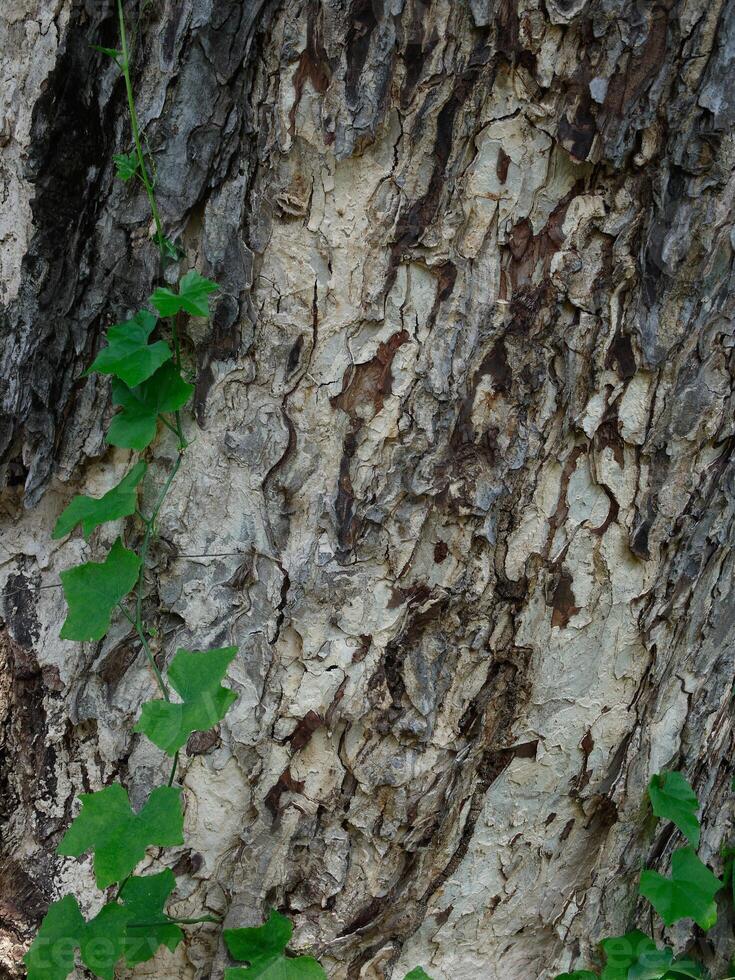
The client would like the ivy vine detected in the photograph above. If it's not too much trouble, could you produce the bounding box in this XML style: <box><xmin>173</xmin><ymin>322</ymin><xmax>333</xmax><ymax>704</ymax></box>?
<box><xmin>23</xmin><ymin>4</ymin><xmax>433</xmax><ymax>978</ymax></box>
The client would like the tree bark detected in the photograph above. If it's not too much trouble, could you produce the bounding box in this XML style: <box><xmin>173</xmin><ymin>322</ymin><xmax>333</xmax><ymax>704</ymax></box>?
<box><xmin>1</xmin><ymin>0</ymin><xmax>734</xmax><ymax>977</ymax></box>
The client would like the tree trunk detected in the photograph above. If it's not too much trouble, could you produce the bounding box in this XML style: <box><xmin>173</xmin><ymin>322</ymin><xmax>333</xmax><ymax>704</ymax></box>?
<box><xmin>1</xmin><ymin>1</ymin><xmax>734</xmax><ymax>977</ymax></box>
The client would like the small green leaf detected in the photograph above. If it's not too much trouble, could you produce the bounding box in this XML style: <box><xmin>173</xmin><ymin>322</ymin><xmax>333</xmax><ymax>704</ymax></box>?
<box><xmin>23</xmin><ymin>896</ymin><xmax>130</xmax><ymax>980</ymax></box>
<box><xmin>60</xmin><ymin>538</ymin><xmax>141</xmax><ymax>642</ymax></box>
<box><xmin>135</xmin><ymin>646</ymin><xmax>238</xmax><ymax>755</ymax></box>
<box><xmin>639</xmin><ymin>847</ymin><xmax>723</xmax><ymax>930</ymax></box>
<box><xmin>151</xmin><ymin>269</ymin><xmax>219</xmax><ymax>318</ymax></box>
<box><xmin>107</xmin><ymin>361</ymin><xmax>193</xmax><ymax>450</ymax></box>
<box><xmin>53</xmin><ymin>462</ymin><xmax>146</xmax><ymax>540</ymax></box>
<box><xmin>600</xmin><ymin>930</ymin><xmax>672</xmax><ymax>979</ymax></box>
<box><xmin>58</xmin><ymin>784</ymin><xmax>184</xmax><ymax>888</ymax></box>
<box><xmin>224</xmin><ymin>909</ymin><xmax>327</xmax><ymax>979</ymax></box>
<box><xmin>554</xmin><ymin>973</ymin><xmax>597</xmax><ymax>980</ymax></box>
<box><xmin>119</xmin><ymin>869</ymin><xmax>183</xmax><ymax>966</ymax></box>
<box><xmin>648</xmin><ymin>771</ymin><xmax>701</xmax><ymax>846</ymax></box>
<box><xmin>404</xmin><ymin>970</ymin><xmax>435</xmax><ymax>980</ymax></box>
<box><xmin>87</xmin><ymin>309</ymin><xmax>172</xmax><ymax>387</ymax></box>
<box><xmin>113</xmin><ymin>150</ymin><xmax>140</xmax><ymax>182</ymax></box>
<box><xmin>24</xmin><ymin>895</ymin><xmax>85</xmax><ymax>980</ymax></box>
<box><xmin>161</xmin><ymin>236</ymin><xmax>184</xmax><ymax>261</ymax></box>
<box><xmin>91</xmin><ymin>44</ymin><xmax>123</xmax><ymax>64</ymax></box>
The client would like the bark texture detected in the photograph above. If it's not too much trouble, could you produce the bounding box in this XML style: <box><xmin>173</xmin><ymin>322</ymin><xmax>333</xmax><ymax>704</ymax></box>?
<box><xmin>1</xmin><ymin>0</ymin><xmax>734</xmax><ymax>977</ymax></box>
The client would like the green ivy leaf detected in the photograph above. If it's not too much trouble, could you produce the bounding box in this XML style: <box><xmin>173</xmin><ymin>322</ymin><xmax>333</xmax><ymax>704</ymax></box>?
<box><xmin>135</xmin><ymin>646</ymin><xmax>238</xmax><ymax>755</ymax></box>
<box><xmin>91</xmin><ymin>44</ymin><xmax>123</xmax><ymax>65</ymax></box>
<box><xmin>107</xmin><ymin>361</ymin><xmax>193</xmax><ymax>450</ymax></box>
<box><xmin>151</xmin><ymin>270</ymin><xmax>219</xmax><ymax>318</ymax></box>
<box><xmin>58</xmin><ymin>784</ymin><xmax>184</xmax><ymax>888</ymax></box>
<box><xmin>53</xmin><ymin>462</ymin><xmax>146</xmax><ymax>540</ymax></box>
<box><xmin>600</xmin><ymin>930</ymin><xmax>673</xmax><ymax>979</ymax></box>
<box><xmin>24</xmin><ymin>895</ymin><xmax>85</xmax><ymax>980</ymax></box>
<box><xmin>161</xmin><ymin>236</ymin><xmax>184</xmax><ymax>261</ymax></box>
<box><xmin>223</xmin><ymin>909</ymin><xmax>327</xmax><ymax>979</ymax></box>
<box><xmin>113</xmin><ymin>150</ymin><xmax>139</xmax><ymax>182</ymax></box>
<box><xmin>23</xmin><ymin>895</ymin><xmax>129</xmax><ymax>980</ymax></box>
<box><xmin>59</xmin><ymin>538</ymin><xmax>141</xmax><ymax>642</ymax></box>
<box><xmin>404</xmin><ymin>970</ymin><xmax>435</xmax><ymax>979</ymax></box>
<box><xmin>639</xmin><ymin>847</ymin><xmax>723</xmax><ymax>930</ymax></box>
<box><xmin>648</xmin><ymin>771</ymin><xmax>701</xmax><ymax>847</ymax></box>
<box><xmin>87</xmin><ymin>309</ymin><xmax>172</xmax><ymax>387</ymax></box>
<box><xmin>554</xmin><ymin>972</ymin><xmax>597</xmax><ymax>979</ymax></box>
<box><xmin>119</xmin><ymin>869</ymin><xmax>183</xmax><ymax>966</ymax></box>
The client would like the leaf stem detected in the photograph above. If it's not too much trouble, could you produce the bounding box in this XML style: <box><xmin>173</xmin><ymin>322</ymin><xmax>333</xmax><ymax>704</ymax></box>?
<box><xmin>167</xmin><ymin>750</ymin><xmax>179</xmax><ymax>787</ymax></box>
<box><xmin>117</xmin><ymin>602</ymin><xmax>136</xmax><ymax>626</ymax></box>
<box><xmin>171</xmin><ymin>313</ymin><xmax>185</xmax><ymax>447</ymax></box>
<box><xmin>133</xmin><ymin>448</ymin><xmax>184</xmax><ymax>701</ymax></box>
<box><xmin>117</xmin><ymin>0</ymin><xmax>166</xmax><ymax>255</ymax></box>
<box><xmin>158</xmin><ymin>414</ymin><xmax>180</xmax><ymax>437</ymax></box>
<box><xmin>126</xmin><ymin>914</ymin><xmax>222</xmax><ymax>927</ymax></box>
<box><xmin>134</xmin><ymin>618</ymin><xmax>168</xmax><ymax>701</ymax></box>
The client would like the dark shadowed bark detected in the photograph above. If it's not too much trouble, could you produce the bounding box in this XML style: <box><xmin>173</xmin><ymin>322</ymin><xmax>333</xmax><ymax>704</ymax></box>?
<box><xmin>1</xmin><ymin>1</ymin><xmax>734</xmax><ymax>977</ymax></box>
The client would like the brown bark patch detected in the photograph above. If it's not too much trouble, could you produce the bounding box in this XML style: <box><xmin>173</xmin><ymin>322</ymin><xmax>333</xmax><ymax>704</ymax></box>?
<box><xmin>331</xmin><ymin>330</ymin><xmax>409</xmax><ymax>422</ymax></box>
<box><xmin>288</xmin><ymin>710</ymin><xmax>324</xmax><ymax>752</ymax></box>
<box><xmin>549</xmin><ymin>565</ymin><xmax>580</xmax><ymax>628</ymax></box>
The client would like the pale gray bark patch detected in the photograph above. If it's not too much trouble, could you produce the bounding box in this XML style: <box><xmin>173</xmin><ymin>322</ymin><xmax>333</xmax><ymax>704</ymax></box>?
<box><xmin>1</xmin><ymin>1</ymin><xmax>734</xmax><ymax>978</ymax></box>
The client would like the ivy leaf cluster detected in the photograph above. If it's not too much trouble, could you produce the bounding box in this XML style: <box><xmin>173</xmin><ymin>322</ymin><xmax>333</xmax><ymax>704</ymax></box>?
<box><xmin>556</xmin><ymin>929</ymin><xmax>707</xmax><ymax>979</ymax></box>
<box><xmin>25</xmin><ymin>871</ymin><xmax>184</xmax><ymax>980</ymax></box>
<box><xmin>599</xmin><ymin>930</ymin><xmax>705</xmax><ymax>979</ymax></box>
<box><xmin>553</xmin><ymin>771</ymin><xmax>726</xmax><ymax>979</ymax></box>
<box><xmin>28</xmin><ymin>142</ymin><xmax>229</xmax><ymax>980</ymax></box>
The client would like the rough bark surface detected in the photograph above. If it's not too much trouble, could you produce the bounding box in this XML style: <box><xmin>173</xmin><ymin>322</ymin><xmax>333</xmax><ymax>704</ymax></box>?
<box><xmin>1</xmin><ymin>0</ymin><xmax>734</xmax><ymax>977</ymax></box>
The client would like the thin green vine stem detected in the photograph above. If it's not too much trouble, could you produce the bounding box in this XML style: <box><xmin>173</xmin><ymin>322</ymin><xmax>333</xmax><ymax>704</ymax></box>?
<box><xmin>118</xmin><ymin>1</ymin><xmax>187</xmax><ymax>454</ymax></box>
<box><xmin>127</xmin><ymin>914</ymin><xmax>221</xmax><ymax>928</ymax></box>
<box><xmin>171</xmin><ymin>313</ymin><xmax>185</xmax><ymax>447</ymax></box>
<box><xmin>117</xmin><ymin>0</ymin><xmax>165</xmax><ymax>254</ymax></box>
<box><xmin>117</xmin><ymin>602</ymin><xmax>135</xmax><ymax>627</ymax></box>
<box><xmin>134</xmin><ymin>619</ymin><xmax>168</xmax><ymax>700</ymax></box>
<box><xmin>167</xmin><ymin>750</ymin><xmax>179</xmax><ymax>787</ymax></box>
<box><xmin>117</xmin><ymin>0</ymin><xmax>186</xmax><ymax>789</ymax></box>
<box><xmin>158</xmin><ymin>414</ymin><xmax>180</xmax><ymax>437</ymax></box>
